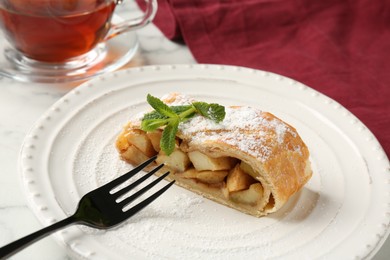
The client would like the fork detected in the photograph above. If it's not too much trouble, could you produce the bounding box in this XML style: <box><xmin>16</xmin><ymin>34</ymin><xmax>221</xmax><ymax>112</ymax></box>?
<box><xmin>0</xmin><ymin>156</ymin><xmax>173</xmax><ymax>259</ymax></box>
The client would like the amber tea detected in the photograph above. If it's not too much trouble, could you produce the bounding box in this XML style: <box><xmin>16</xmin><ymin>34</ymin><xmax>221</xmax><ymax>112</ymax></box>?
<box><xmin>0</xmin><ymin>0</ymin><xmax>157</xmax><ymax>83</ymax></box>
<box><xmin>0</xmin><ymin>0</ymin><xmax>116</xmax><ymax>62</ymax></box>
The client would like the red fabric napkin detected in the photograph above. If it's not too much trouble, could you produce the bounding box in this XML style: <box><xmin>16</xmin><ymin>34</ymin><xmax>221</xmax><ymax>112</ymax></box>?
<box><xmin>139</xmin><ymin>0</ymin><xmax>390</xmax><ymax>156</ymax></box>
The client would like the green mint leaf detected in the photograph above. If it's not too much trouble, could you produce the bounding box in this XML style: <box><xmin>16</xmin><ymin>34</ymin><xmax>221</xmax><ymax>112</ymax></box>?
<box><xmin>160</xmin><ymin>119</ymin><xmax>179</xmax><ymax>155</ymax></box>
<box><xmin>207</xmin><ymin>103</ymin><xmax>226</xmax><ymax>123</ymax></box>
<box><xmin>141</xmin><ymin>95</ymin><xmax>226</xmax><ymax>155</ymax></box>
<box><xmin>173</xmin><ymin>105</ymin><xmax>196</xmax><ymax>121</ymax></box>
<box><xmin>141</xmin><ymin>119</ymin><xmax>168</xmax><ymax>132</ymax></box>
<box><xmin>147</xmin><ymin>94</ymin><xmax>178</xmax><ymax>118</ymax></box>
<box><xmin>192</xmin><ymin>102</ymin><xmax>225</xmax><ymax>123</ymax></box>
<box><xmin>171</xmin><ymin>105</ymin><xmax>192</xmax><ymax>115</ymax></box>
<box><xmin>142</xmin><ymin>110</ymin><xmax>168</xmax><ymax>120</ymax></box>
<box><xmin>191</xmin><ymin>102</ymin><xmax>209</xmax><ymax>117</ymax></box>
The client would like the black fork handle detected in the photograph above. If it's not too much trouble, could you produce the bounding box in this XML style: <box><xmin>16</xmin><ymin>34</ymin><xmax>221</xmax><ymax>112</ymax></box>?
<box><xmin>0</xmin><ymin>216</ymin><xmax>77</xmax><ymax>259</ymax></box>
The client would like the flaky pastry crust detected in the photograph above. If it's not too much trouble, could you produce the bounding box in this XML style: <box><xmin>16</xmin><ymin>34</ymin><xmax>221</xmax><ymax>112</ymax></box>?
<box><xmin>116</xmin><ymin>93</ymin><xmax>312</xmax><ymax>217</ymax></box>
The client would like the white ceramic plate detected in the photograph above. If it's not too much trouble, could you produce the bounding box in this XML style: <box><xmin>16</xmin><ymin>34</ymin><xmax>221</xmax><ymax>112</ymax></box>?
<box><xmin>19</xmin><ymin>65</ymin><xmax>390</xmax><ymax>259</ymax></box>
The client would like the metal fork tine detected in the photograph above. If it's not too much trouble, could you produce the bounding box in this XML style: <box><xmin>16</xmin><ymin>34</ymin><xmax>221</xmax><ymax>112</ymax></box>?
<box><xmin>113</xmin><ymin>163</ymin><xmax>165</xmax><ymax>199</ymax></box>
<box><xmin>118</xmin><ymin>171</ymin><xmax>170</xmax><ymax>209</ymax></box>
<box><xmin>102</xmin><ymin>156</ymin><xmax>157</xmax><ymax>191</ymax></box>
<box><xmin>123</xmin><ymin>180</ymin><xmax>176</xmax><ymax>219</ymax></box>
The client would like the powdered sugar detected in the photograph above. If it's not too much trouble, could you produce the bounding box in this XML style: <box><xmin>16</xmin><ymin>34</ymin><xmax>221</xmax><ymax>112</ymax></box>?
<box><xmin>130</xmin><ymin>93</ymin><xmax>301</xmax><ymax>162</ymax></box>
<box><xmin>168</xmin><ymin>193</ymin><xmax>204</xmax><ymax>218</ymax></box>
<box><xmin>161</xmin><ymin>94</ymin><xmax>295</xmax><ymax>162</ymax></box>
<box><xmin>161</xmin><ymin>92</ymin><xmax>197</xmax><ymax>105</ymax></box>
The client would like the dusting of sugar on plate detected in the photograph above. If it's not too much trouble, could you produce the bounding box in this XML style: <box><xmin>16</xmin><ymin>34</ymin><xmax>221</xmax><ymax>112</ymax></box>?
<box><xmin>67</xmin><ymin>93</ymin><xmax>309</xmax><ymax>259</ymax></box>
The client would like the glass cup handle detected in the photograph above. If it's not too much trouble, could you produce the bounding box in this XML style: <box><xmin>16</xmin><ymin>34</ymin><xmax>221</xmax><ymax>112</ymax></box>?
<box><xmin>105</xmin><ymin>0</ymin><xmax>158</xmax><ymax>40</ymax></box>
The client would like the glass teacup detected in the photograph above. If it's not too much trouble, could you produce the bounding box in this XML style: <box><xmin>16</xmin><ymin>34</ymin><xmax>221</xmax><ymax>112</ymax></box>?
<box><xmin>0</xmin><ymin>0</ymin><xmax>157</xmax><ymax>82</ymax></box>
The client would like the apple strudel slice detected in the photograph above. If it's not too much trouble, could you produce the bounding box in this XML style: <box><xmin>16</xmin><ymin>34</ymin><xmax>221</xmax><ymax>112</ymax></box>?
<box><xmin>116</xmin><ymin>93</ymin><xmax>312</xmax><ymax>217</ymax></box>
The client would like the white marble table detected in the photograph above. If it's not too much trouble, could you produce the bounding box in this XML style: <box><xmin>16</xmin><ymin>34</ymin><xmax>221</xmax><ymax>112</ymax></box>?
<box><xmin>0</xmin><ymin>3</ymin><xmax>388</xmax><ymax>260</ymax></box>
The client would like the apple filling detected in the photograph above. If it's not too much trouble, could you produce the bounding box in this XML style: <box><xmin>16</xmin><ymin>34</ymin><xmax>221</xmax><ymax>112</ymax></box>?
<box><xmin>116</xmin><ymin>128</ymin><xmax>271</xmax><ymax>208</ymax></box>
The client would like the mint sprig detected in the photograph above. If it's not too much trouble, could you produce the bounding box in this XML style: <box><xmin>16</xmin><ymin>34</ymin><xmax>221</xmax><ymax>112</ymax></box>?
<box><xmin>141</xmin><ymin>94</ymin><xmax>225</xmax><ymax>155</ymax></box>
<box><xmin>192</xmin><ymin>102</ymin><xmax>226</xmax><ymax>123</ymax></box>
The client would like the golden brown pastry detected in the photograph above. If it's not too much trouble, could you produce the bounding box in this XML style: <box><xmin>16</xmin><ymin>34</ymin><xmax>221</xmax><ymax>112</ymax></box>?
<box><xmin>116</xmin><ymin>93</ymin><xmax>312</xmax><ymax>217</ymax></box>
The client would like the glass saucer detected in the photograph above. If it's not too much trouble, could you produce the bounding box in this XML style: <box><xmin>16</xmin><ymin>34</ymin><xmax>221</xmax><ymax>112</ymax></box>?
<box><xmin>0</xmin><ymin>29</ymin><xmax>138</xmax><ymax>83</ymax></box>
